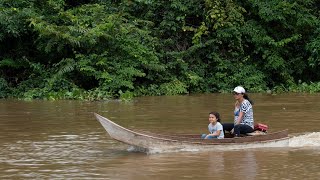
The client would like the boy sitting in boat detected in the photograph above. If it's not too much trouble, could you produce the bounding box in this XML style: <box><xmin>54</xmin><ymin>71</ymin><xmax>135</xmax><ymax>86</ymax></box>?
<box><xmin>201</xmin><ymin>112</ymin><xmax>224</xmax><ymax>139</ymax></box>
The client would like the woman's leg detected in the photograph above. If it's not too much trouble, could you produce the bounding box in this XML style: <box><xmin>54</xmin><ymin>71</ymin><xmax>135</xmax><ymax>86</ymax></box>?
<box><xmin>222</xmin><ymin>123</ymin><xmax>234</xmax><ymax>133</ymax></box>
<box><xmin>234</xmin><ymin>124</ymin><xmax>254</xmax><ymax>136</ymax></box>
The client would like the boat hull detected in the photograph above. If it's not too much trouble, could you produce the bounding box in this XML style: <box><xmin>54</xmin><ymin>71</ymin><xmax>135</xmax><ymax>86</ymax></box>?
<box><xmin>94</xmin><ymin>113</ymin><xmax>289</xmax><ymax>153</ymax></box>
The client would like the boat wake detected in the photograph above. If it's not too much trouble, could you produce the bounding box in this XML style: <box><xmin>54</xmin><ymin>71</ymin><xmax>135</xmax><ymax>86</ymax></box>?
<box><xmin>289</xmin><ymin>132</ymin><xmax>320</xmax><ymax>148</ymax></box>
<box><xmin>127</xmin><ymin>146</ymin><xmax>149</xmax><ymax>153</ymax></box>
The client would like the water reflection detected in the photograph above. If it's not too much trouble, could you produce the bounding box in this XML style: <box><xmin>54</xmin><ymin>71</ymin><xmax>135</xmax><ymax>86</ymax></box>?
<box><xmin>204</xmin><ymin>151</ymin><xmax>256</xmax><ymax>179</ymax></box>
<box><xmin>207</xmin><ymin>151</ymin><xmax>225</xmax><ymax>177</ymax></box>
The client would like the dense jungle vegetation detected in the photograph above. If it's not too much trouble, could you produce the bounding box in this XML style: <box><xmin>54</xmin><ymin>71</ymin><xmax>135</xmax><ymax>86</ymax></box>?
<box><xmin>0</xmin><ymin>0</ymin><xmax>320</xmax><ymax>100</ymax></box>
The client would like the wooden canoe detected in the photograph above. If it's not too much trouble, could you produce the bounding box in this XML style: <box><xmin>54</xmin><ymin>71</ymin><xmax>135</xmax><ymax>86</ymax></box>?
<box><xmin>94</xmin><ymin>113</ymin><xmax>289</xmax><ymax>153</ymax></box>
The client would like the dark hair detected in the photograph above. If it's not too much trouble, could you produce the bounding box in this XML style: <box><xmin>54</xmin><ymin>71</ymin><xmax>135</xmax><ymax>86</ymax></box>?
<box><xmin>243</xmin><ymin>93</ymin><xmax>254</xmax><ymax>105</ymax></box>
<box><xmin>209</xmin><ymin>111</ymin><xmax>221</xmax><ymax>122</ymax></box>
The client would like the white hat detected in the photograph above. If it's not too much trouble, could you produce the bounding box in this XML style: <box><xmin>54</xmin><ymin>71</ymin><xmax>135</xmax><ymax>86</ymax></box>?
<box><xmin>233</xmin><ymin>86</ymin><xmax>245</xmax><ymax>94</ymax></box>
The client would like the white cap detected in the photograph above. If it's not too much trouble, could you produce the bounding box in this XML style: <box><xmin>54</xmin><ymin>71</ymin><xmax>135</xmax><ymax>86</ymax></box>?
<box><xmin>233</xmin><ymin>86</ymin><xmax>245</xmax><ymax>94</ymax></box>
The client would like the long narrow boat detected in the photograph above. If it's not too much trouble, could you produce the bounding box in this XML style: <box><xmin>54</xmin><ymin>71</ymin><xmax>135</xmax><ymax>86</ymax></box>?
<box><xmin>94</xmin><ymin>113</ymin><xmax>290</xmax><ymax>153</ymax></box>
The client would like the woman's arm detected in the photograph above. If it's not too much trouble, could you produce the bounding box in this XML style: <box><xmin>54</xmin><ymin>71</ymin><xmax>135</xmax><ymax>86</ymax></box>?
<box><xmin>236</xmin><ymin>111</ymin><xmax>244</xmax><ymax>125</ymax></box>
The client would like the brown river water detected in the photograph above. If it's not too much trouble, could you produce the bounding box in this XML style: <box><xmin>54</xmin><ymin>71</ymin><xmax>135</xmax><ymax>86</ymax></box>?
<box><xmin>0</xmin><ymin>93</ymin><xmax>320</xmax><ymax>179</ymax></box>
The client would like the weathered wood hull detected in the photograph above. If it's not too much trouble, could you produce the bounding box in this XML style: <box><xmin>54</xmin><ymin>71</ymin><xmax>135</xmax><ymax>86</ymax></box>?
<box><xmin>94</xmin><ymin>113</ymin><xmax>289</xmax><ymax>153</ymax></box>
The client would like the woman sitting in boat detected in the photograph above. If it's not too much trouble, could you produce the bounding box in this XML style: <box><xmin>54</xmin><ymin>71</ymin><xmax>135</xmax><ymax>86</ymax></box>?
<box><xmin>201</xmin><ymin>112</ymin><xmax>224</xmax><ymax>139</ymax></box>
<box><xmin>223</xmin><ymin>86</ymin><xmax>254</xmax><ymax>137</ymax></box>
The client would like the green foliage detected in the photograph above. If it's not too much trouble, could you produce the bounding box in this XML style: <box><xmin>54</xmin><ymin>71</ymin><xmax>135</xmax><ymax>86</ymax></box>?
<box><xmin>0</xmin><ymin>78</ymin><xmax>10</xmax><ymax>98</ymax></box>
<box><xmin>188</xmin><ymin>0</ymin><xmax>246</xmax><ymax>54</ymax></box>
<box><xmin>306</xmin><ymin>28</ymin><xmax>320</xmax><ymax>68</ymax></box>
<box><xmin>0</xmin><ymin>58</ymin><xmax>26</xmax><ymax>69</ymax></box>
<box><xmin>273</xmin><ymin>81</ymin><xmax>320</xmax><ymax>94</ymax></box>
<box><xmin>159</xmin><ymin>79</ymin><xmax>188</xmax><ymax>95</ymax></box>
<box><xmin>0</xmin><ymin>1</ymin><xmax>33</xmax><ymax>39</ymax></box>
<box><xmin>85</xmin><ymin>88</ymin><xmax>112</xmax><ymax>101</ymax></box>
<box><xmin>1</xmin><ymin>0</ymin><xmax>320</xmax><ymax>100</ymax></box>
<box><xmin>26</xmin><ymin>3</ymin><xmax>165</xmax><ymax>99</ymax></box>
<box><xmin>119</xmin><ymin>90</ymin><xmax>134</xmax><ymax>101</ymax></box>
<box><xmin>205</xmin><ymin>55</ymin><xmax>267</xmax><ymax>92</ymax></box>
<box><xmin>241</xmin><ymin>0</ymin><xmax>320</xmax><ymax>85</ymax></box>
<box><xmin>134</xmin><ymin>80</ymin><xmax>189</xmax><ymax>96</ymax></box>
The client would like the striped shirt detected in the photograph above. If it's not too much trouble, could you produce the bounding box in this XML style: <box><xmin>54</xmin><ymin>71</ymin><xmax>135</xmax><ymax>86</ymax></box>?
<box><xmin>240</xmin><ymin>99</ymin><xmax>254</xmax><ymax>128</ymax></box>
